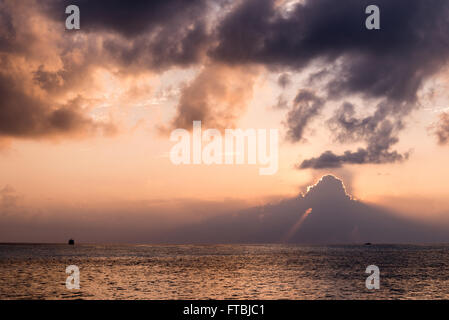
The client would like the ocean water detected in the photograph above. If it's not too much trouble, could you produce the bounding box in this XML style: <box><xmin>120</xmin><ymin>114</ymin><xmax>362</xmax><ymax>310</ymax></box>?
<box><xmin>1</xmin><ymin>243</ymin><xmax>449</xmax><ymax>300</ymax></box>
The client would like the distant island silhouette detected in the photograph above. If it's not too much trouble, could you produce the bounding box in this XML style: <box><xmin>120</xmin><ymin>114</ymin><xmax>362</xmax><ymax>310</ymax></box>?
<box><xmin>164</xmin><ymin>175</ymin><xmax>449</xmax><ymax>244</ymax></box>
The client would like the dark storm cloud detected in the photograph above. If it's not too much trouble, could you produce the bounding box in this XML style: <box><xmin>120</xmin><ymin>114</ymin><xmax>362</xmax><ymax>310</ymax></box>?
<box><xmin>285</xmin><ymin>90</ymin><xmax>325</xmax><ymax>142</ymax></box>
<box><xmin>213</xmin><ymin>0</ymin><xmax>449</xmax><ymax>101</ymax></box>
<box><xmin>211</xmin><ymin>0</ymin><xmax>449</xmax><ymax>167</ymax></box>
<box><xmin>46</xmin><ymin>0</ymin><xmax>213</xmax><ymax>70</ymax></box>
<box><xmin>101</xmin><ymin>23</ymin><xmax>209</xmax><ymax>70</ymax></box>
<box><xmin>0</xmin><ymin>75</ymin><xmax>112</xmax><ymax>137</ymax></box>
<box><xmin>0</xmin><ymin>1</ymin><xmax>118</xmax><ymax>139</ymax></box>
<box><xmin>1</xmin><ymin>0</ymin><xmax>214</xmax><ymax>139</ymax></box>
<box><xmin>2</xmin><ymin>0</ymin><xmax>449</xmax><ymax>152</ymax></box>
<box><xmin>48</xmin><ymin>0</ymin><xmax>208</xmax><ymax>37</ymax></box>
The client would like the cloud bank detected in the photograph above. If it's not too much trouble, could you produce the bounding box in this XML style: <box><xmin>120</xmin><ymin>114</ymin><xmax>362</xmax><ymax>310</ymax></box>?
<box><xmin>1</xmin><ymin>0</ymin><xmax>449</xmax><ymax>167</ymax></box>
<box><xmin>211</xmin><ymin>0</ymin><xmax>449</xmax><ymax>168</ymax></box>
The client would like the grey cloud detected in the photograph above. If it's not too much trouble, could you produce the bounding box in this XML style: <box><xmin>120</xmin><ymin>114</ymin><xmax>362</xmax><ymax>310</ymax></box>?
<box><xmin>0</xmin><ymin>2</ymin><xmax>118</xmax><ymax>138</ymax></box>
<box><xmin>285</xmin><ymin>90</ymin><xmax>325</xmax><ymax>142</ymax></box>
<box><xmin>213</xmin><ymin>0</ymin><xmax>449</xmax><ymax>102</ymax></box>
<box><xmin>0</xmin><ymin>1</ymin><xmax>214</xmax><ymax>140</ymax></box>
<box><xmin>298</xmin><ymin>147</ymin><xmax>408</xmax><ymax>170</ymax></box>
<box><xmin>273</xmin><ymin>74</ymin><xmax>292</xmax><ymax>109</ymax></box>
<box><xmin>433</xmin><ymin>112</ymin><xmax>449</xmax><ymax>145</ymax></box>
<box><xmin>0</xmin><ymin>74</ymin><xmax>114</xmax><ymax>138</ymax></box>
<box><xmin>46</xmin><ymin>0</ymin><xmax>213</xmax><ymax>70</ymax></box>
<box><xmin>2</xmin><ymin>0</ymin><xmax>449</xmax><ymax>154</ymax></box>
<box><xmin>168</xmin><ymin>64</ymin><xmax>259</xmax><ymax>131</ymax></box>
<box><xmin>298</xmin><ymin>101</ymin><xmax>409</xmax><ymax>169</ymax></box>
<box><xmin>277</xmin><ymin>73</ymin><xmax>291</xmax><ymax>88</ymax></box>
<box><xmin>100</xmin><ymin>20</ymin><xmax>210</xmax><ymax>71</ymax></box>
<box><xmin>273</xmin><ymin>94</ymin><xmax>289</xmax><ymax>110</ymax></box>
<box><xmin>33</xmin><ymin>65</ymin><xmax>64</xmax><ymax>92</ymax></box>
<box><xmin>211</xmin><ymin>0</ymin><xmax>449</xmax><ymax>166</ymax></box>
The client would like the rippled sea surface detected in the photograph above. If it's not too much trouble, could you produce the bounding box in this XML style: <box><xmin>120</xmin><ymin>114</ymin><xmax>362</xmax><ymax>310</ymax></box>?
<box><xmin>1</xmin><ymin>244</ymin><xmax>449</xmax><ymax>299</ymax></box>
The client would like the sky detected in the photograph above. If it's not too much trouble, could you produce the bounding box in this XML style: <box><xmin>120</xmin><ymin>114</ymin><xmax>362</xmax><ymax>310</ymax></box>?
<box><xmin>1</xmin><ymin>0</ymin><xmax>449</xmax><ymax>243</ymax></box>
